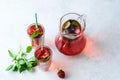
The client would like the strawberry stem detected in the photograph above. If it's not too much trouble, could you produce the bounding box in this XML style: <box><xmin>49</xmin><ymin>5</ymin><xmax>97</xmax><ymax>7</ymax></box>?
<box><xmin>35</xmin><ymin>13</ymin><xmax>38</xmax><ymax>28</ymax></box>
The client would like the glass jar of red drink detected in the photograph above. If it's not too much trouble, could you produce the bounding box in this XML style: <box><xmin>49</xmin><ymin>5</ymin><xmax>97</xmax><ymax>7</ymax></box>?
<box><xmin>27</xmin><ymin>23</ymin><xmax>44</xmax><ymax>49</ymax></box>
<box><xmin>55</xmin><ymin>13</ymin><xmax>87</xmax><ymax>56</ymax></box>
<box><xmin>34</xmin><ymin>46</ymin><xmax>52</xmax><ymax>71</ymax></box>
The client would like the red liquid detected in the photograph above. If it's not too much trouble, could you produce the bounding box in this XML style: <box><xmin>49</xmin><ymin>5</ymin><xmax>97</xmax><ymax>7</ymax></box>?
<box><xmin>55</xmin><ymin>19</ymin><xmax>86</xmax><ymax>56</ymax></box>
<box><xmin>55</xmin><ymin>35</ymin><xmax>86</xmax><ymax>56</ymax></box>
<box><xmin>31</xmin><ymin>38</ymin><xmax>41</xmax><ymax>49</ymax></box>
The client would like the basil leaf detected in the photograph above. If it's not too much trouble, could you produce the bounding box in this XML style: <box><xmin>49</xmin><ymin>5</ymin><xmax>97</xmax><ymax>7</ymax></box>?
<box><xmin>29</xmin><ymin>57</ymin><xmax>37</xmax><ymax>62</ymax></box>
<box><xmin>18</xmin><ymin>63</ymin><xmax>27</xmax><ymax>73</ymax></box>
<box><xmin>27</xmin><ymin>67</ymin><xmax>33</xmax><ymax>72</ymax></box>
<box><xmin>12</xmin><ymin>65</ymin><xmax>18</xmax><ymax>71</ymax></box>
<box><xmin>8</xmin><ymin>50</ymin><xmax>15</xmax><ymax>59</ymax></box>
<box><xmin>16</xmin><ymin>62</ymin><xmax>21</xmax><ymax>69</ymax></box>
<box><xmin>31</xmin><ymin>62</ymin><xmax>37</xmax><ymax>67</ymax></box>
<box><xmin>26</xmin><ymin>46</ymin><xmax>32</xmax><ymax>53</ymax></box>
<box><xmin>6</xmin><ymin>45</ymin><xmax>37</xmax><ymax>73</ymax></box>
<box><xmin>21</xmin><ymin>52</ymin><xmax>26</xmax><ymax>57</ymax></box>
<box><xmin>31</xmin><ymin>31</ymin><xmax>40</xmax><ymax>38</ymax></box>
<box><xmin>27</xmin><ymin>62</ymin><xmax>33</xmax><ymax>68</ymax></box>
<box><xmin>6</xmin><ymin>64</ymin><xmax>14</xmax><ymax>71</ymax></box>
<box><xmin>43</xmin><ymin>56</ymin><xmax>51</xmax><ymax>62</ymax></box>
<box><xmin>71</xmin><ymin>21</ymin><xmax>80</xmax><ymax>27</ymax></box>
<box><xmin>19</xmin><ymin>59</ymin><xmax>25</xmax><ymax>65</ymax></box>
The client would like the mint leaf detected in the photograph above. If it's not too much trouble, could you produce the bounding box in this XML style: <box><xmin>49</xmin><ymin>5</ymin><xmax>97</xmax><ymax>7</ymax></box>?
<box><xmin>19</xmin><ymin>59</ymin><xmax>25</xmax><ymax>65</ymax></box>
<box><xmin>43</xmin><ymin>56</ymin><xmax>51</xmax><ymax>62</ymax></box>
<box><xmin>8</xmin><ymin>50</ymin><xmax>15</xmax><ymax>58</ymax></box>
<box><xmin>71</xmin><ymin>21</ymin><xmax>80</xmax><ymax>27</ymax></box>
<box><xmin>31</xmin><ymin>31</ymin><xmax>40</xmax><ymax>38</ymax></box>
<box><xmin>27</xmin><ymin>62</ymin><xmax>33</xmax><ymax>68</ymax></box>
<box><xmin>21</xmin><ymin>52</ymin><xmax>26</xmax><ymax>57</ymax></box>
<box><xmin>12</xmin><ymin>65</ymin><xmax>18</xmax><ymax>71</ymax></box>
<box><xmin>29</xmin><ymin>57</ymin><xmax>37</xmax><ymax>62</ymax></box>
<box><xmin>28</xmin><ymin>57</ymin><xmax>37</xmax><ymax>67</ymax></box>
<box><xmin>27</xmin><ymin>67</ymin><xmax>33</xmax><ymax>72</ymax></box>
<box><xmin>16</xmin><ymin>62</ymin><xmax>21</xmax><ymax>69</ymax></box>
<box><xmin>31</xmin><ymin>61</ymin><xmax>37</xmax><ymax>67</ymax></box>
<box><xmin>27</xmin><ymin>61</ymin><xmax>36</xmax><ymax>72</ymax></box>
<box><xmin>6</xmin><ymin>45</ymin><xmax>37</xmax><ymax>73</ymax></box>
<box><xmin>26</xmin><ymin>46</ymin><xmax>32</xmax><ymax>53</ymax></box>
<box><xmin>18</xmin><ymin>63</ymin><xmax>27</xmax><ymax>73</ymax></box>
<box><xmin>32</xmin><ymin>62</ymin><xmax>37</xmax><ymax>67</ymax></box>
<box><xmin>6</xmin><ymin>64</ymin><xmax>14</xmax><ymax>71</ymax></box>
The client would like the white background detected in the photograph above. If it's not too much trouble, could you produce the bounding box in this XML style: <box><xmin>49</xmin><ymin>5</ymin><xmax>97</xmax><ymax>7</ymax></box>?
<box><xmin>0</xmin><ymin>0</ymin><xmax>120</xmax><ymax>80</ymax></box>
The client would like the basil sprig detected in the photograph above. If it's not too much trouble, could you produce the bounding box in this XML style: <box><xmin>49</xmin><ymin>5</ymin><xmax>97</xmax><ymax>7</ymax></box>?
<box><xmin>6</xmin><ymin>46</ymin><xmax>37</xmax><ymax>73</ymax></box>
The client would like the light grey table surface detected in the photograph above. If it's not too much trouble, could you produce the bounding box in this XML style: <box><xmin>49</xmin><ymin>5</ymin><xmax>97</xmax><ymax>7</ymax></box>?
<box><xmin>0</xmin><ymin>0</ymin><xmax>120</xmax><ymax>80</ymax></box>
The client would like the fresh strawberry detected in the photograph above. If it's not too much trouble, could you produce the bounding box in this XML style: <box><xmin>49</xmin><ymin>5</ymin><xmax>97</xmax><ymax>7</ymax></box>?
<box><xmin>57</xmin><ymin>69</ymin><xmax>65</xmax><ymax>79</ymax></box>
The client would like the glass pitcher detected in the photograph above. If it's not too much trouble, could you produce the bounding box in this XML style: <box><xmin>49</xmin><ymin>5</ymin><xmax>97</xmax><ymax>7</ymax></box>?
<box><xmin>55</xmin><ymin>13</ymin><xmax>87</xmax><ymax>56</ymax></box>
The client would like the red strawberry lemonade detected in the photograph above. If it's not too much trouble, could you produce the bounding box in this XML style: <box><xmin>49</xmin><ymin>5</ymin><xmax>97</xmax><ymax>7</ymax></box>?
<box><xmin>55</xmin><ymin>19</ymin><xmax>86</xmax><ymax>56</ymax></box>
<box><xmin>27</xmin><ymin>23</ymin><xmax>44</xmax><ymax>49</ymax></box>
<box><xmin>34</xmin><ymin>46</ymin><xmax>52</xmax><ymax>71</ymax></box>
<box><xmin>55</xmin><ymin>34</ymin><xmax>86</xmax><ymax>55</ymax></box>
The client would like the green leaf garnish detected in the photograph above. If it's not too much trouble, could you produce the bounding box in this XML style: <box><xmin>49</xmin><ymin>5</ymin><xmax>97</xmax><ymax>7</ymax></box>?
<box><xmin>12</xmin><ymin>65</ymin><xmax>18</xmax><ymax>71</ymax></box>
<box><xmin>43</xmin><ymin>56</ymin><xmax>51</xmax><ymax>62</ymax></box>
<box><xmin>26</xmin><ymin>46</ymin><xmax>32</xmax><ymax>53</ymax></box>
<box><xmin>29</xmin><ymin>57</ymin><xmax>37</xmax><ymax>62</ymax></box>
<box><xmin>27</xmin><ymin>68</ymin><xmax>33</xmax><ymax>72</ymax></box>
<box><xmin>71</xmin><ymin>21</ymin><xmax>80</xmax><ymax>27</ymax></box>
<box><xmin>19</xmin><ymin>59</ymin><xmax>25</xmax><ymax>65</ymax></box>
<box><xmin>6</xmin><ymin>46</ymin><xmax>37</xmax><ymax>73</ymax></box>
<box><xmin>31</xmin><ymin>31</ymin><xmax>40</xmax><ymax>38</ymax></box>
<box><xmin>18</xmin><ymin>64</ymin><xmax>27</xmax><ymax>73</ymax></box>
<box><xmin>21</xmin><ymin>52</ymin><xmax>26</xmax><ymax>57</ymax></box>
<box><xmin>6</xmin><ymin>64</ymin><xmax>14</xmax><ymax>71</ymax></box>
<box><xmin>8</xmin><ymin>50</ymin><xmax>15</xmax><ymax>58</ymax></box>
<box><xmin>27</xmin><ymin>62</ymin><xmax>33</xmax><ymax>68</ymax></box>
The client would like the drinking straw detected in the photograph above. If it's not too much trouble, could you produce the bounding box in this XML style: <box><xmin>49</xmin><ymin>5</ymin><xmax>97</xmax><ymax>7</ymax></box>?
<box><xmin>41</xmin><ymin>35</ymin><xmax>44</xmax><ymax>50</ymax></box>
<box><xmin>35</xmin><ymin>13</ymin><xmax>38</xmax><ymax>28</ymax></box>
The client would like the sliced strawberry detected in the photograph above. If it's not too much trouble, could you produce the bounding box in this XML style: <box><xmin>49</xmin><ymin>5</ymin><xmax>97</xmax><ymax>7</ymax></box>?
<box><xmin>27</xmin><ymin>26</ymin><xmax>36</xmax><ymax>35</ymax></box>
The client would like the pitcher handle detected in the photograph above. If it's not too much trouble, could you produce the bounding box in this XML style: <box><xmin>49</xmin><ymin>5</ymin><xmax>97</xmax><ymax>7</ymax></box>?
<box><xmin>77</xmin><ymin>15</ymin><xmax>86</xmax><ymax>32</ymax></box>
